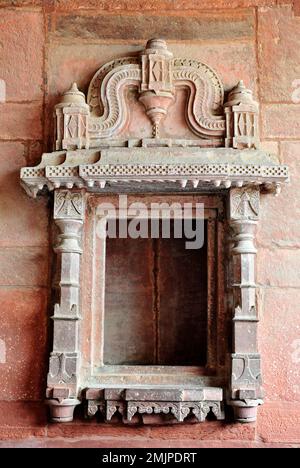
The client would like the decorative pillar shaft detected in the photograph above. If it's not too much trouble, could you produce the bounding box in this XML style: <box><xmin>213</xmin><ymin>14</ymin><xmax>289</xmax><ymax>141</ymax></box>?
<box><xmin>227</xmin><ymin>187</ymin><xmax>263</xmax><ymax>423</ymax></box>
<box><xmin>46</xmin><ymin>190</ymin><xmax>85</xmax><ymax>422</ymax></box>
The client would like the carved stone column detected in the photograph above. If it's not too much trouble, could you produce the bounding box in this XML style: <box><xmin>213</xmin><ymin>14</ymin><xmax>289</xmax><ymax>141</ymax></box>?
<box><xmin>46</xmin><ymin>190</ymin><xmax>85</xmax><ymax>422</ymax></box>
<box><xmin>227</xmin><ymin>187</ymin><xmax>263</xmax><ymax>422</ymax></box>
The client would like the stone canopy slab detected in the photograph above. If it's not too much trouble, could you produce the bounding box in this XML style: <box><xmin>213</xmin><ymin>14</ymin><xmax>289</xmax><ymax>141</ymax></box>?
<box><xmin>21</xmin><ymin>147</ymin><xmax>288</xmax><ymax>196</ymax></box>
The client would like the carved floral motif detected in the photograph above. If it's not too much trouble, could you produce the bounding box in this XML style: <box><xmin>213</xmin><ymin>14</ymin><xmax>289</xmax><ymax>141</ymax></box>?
<box><xmin>230</xmin><ymin>187</ymin><xmax>260</xmax><ymax>220</ymax></box>
<box><xmin>106</xmin><ymin>401</ymin><xmax>126</xmax><ymax>421</ymax></box>
<box><xmin>48</xmin><ymin>352</ymin><xmax>77</xmax><ymax>385</ymax></box>
<box><xmin>87</xmin><ymin>401</ymin><xmax>99</xmax><ymax>418</ymax></box>
<box><xmin>54</xmin><ymin>190</ymin><xmax>85</xmax><ymax>220</ymax></box>
<box><xmin>125</xmin><ymin>401</ymin><xmax>223</xmax><ymax>422</ymax></box>
<box><xmin>232</xmin><ymin>354</ymin><xmax>262</xmax><ymax>393</ymax></box>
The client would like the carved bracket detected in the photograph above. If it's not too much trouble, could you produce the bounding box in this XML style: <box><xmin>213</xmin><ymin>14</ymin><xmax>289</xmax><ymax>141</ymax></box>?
<box><xmin>84</xmin><ymin>396</ymin><xmax>224</xmax><ymax>424</ymax></box>
<box><xmin>83</xmin><ymin>387</ymin><xmax>224</xmax><ymax>424</ymax></box>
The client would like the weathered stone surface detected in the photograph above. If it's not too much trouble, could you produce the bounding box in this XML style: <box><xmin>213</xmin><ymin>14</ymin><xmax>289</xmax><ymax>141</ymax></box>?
<box><xmin>0</xmin><ymin>428</ymin><xmax>47</xmax><ymax>442</ymax></box>
<box><xmin>52</xmin><ymin>11</ymin><xmax>254</xmax><ymax>41</ymax></box>
<box><xmin>0</xmin><ymin>1</ymin><xmax>42</xmax><ymax>5</ymax></box>
<box><xmin>280</xmin><ymin>140</ymin><xmax>300</xmax><ymax>172</ymax></box>
<box><xmin>174</xmin><ymin>42</ymin><xmax>257</xmax><ymax>93</ymax></box>
<box><xmin>25</xmin><ymin>141</ymin><xmax>44</xmax><ymax>166</ymax></box>
<box><xmin>158</xmin><ymin>233</ymin><xmax>207</xmax><ymax>366</ymax></box>
<box><xmin>257</xmin><ymin>142</ymin><xmax>300</xmax><ymax>246</ymax></box>
<box><xmin>0</xmin><ymin>289</ymin><xmax>48</xmax><ymax>400</ymax></box>
<box><xmin>258</xmin><ymin>5</ymin><xmax>300</xmax><ymax>102</ymax></box>
<box><xmin>45</xmin><ymin>418</ymin><xmax>255</xmax><ymax>441</ymax></box>
<box><xmin>49</xmin><ymin>43</ymin><xmax>142</xmax><ymax>96</ymax></box>
<box><xmin>260</xmin><ymin>141</ymin><xmax>280</xmax><ymax>160</ymax></box>
<box><xmin>46</xmin><ymin>43</ymin><xmax>141</xmax><ymax>131</ymax></box>
<box><xmin>0</xmin><ymin>436</ymin><xmax>299</xmax><ymax>448</ymax></box>
<box><xmin>259</xmin><ymin>288</ymin><xmax>300</xmax><ymax>402</ymax></box>
<box><xmin>124</xmin><ymin>388</ymin><xmax>222</xmax><ymax>402</ymax></box>
<box><xmin>0</xmin><ymin>104</ymin><xmax>43</xmax><ymax>140</ymax></box>
<box><xmin>261</xmin><ymin>104</ymin><xmax>300</xmax><ymax>139</ymax></box>
<box><xmin>0</xmin><ymin>437</ymin><xmax>244</xmax><ymax>448</ymax></box>
<box><xmin>47</xmin><ymin>42</ymin><xmax>257</xmax><ymax>101</ymax></box>
<box><xmin>47</xmin><ymin>420</ymin><xmax>149</xmax><ymax>439</ymax></box>
<box><xmin>257</xmin><ymin>193</ymin><xmax>297</xmax><ymax>246</ymax></box>
<box><xmin>0</xmin><ymin>10</ymin><xmax>44</xmax><ymax>102</ymax></box>
<box><xmin>148</xmin><ymin>421</ymin><xmax>256</xmax><ymax>440</ymax></box>
<box><xmin>257</xmin><ymin>249</ymin><xmax>300</xmax><ymax>287</ymax></box>
<box><xmin>0</xmin><ymin>248</ymin><xmax>49</xmax><ymax>287</ymax></box>
<box><xmin>104</xmin><ymin>235</ymin><xmax>155</xmax><ymax>365</ymax></box>
<box><xmin>257</xmin><ymin>402</ymin><xmax>300</xmax><ymax>443</ymax></box>
<box><xmin>0</xmin><ymin>401</ymin><xmax>47</xmax><ymax>432</ymax></box>
<box><xmin>0</xmin><ymin>142</ymin><xmax>49</xmax><ymax>247</ymax></box>
<box><xmin>52</xmin><ymin>0</ymin><xmax>282</xmax><ymax>12</ymax></box>
<box><xmin>0</xmin><ymin>402</ymin><xmax>47</xmax><ymax>440</ymax></box>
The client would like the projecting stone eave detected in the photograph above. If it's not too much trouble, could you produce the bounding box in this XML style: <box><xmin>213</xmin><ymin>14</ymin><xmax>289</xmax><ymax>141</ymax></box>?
<box><xmin>20</xmin><ymin>146</ymin><xmax>290</xmax><ymax>197</ymax></box>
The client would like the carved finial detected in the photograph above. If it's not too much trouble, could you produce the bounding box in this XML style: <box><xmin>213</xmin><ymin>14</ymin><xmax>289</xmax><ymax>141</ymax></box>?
<box><xmin>139</xmin><ymin>38</ymin><xmax>175</xmax><ymax>139</ymax></box>
<box><xmin>144</xmin><ymin>38</ymin><xmax>173</xmax><ymax>58</ymax></box>
<box><xmin>225</xmin><ymin>81</ymin><xmax>258</xmax><ymax>109</ymax></box>
<box><xmin>61</xmin><ymin>82</ymin><xmax>87</xmax><ymax>105</ymax></box>
<box><xmin>71</xmin><ymin>82</ymin><xmax>79</xmax><ymax>92</ymax></box>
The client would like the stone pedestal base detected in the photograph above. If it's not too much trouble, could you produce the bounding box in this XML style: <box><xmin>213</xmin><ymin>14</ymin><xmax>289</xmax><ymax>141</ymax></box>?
<box><xmin>229</xmin><ymin>400</ymin><xmax>262</xmax><ymax>423</ymax></box>
<box><xmin>46</xmin><ymin>399</ymin><xmax>80</xmax><ymax>423</ymax></box>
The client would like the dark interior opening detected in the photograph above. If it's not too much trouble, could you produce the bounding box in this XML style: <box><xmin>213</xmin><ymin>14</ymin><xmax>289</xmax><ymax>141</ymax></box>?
<box><xmin>104</xmin><ymin>219</ymin><xmax>208</xmax><ymax>366</ymax></box>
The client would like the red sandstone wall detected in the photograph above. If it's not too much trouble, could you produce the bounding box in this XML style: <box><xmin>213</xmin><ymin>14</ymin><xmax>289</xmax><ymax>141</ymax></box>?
<box><xmin>0</xmin><ymin>0</ymin><xmax>299</xmax><ymax>448</ymax></box>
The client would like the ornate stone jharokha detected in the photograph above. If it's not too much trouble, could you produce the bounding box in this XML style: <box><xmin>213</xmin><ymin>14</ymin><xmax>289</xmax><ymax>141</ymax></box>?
<box><xmin>20</xmin><ymin>39</ymin><xmax>289</xmax><ymax>425</ymax></box>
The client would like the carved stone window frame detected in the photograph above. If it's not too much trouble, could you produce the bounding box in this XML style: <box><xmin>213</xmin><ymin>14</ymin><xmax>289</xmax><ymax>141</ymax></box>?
<box><xmin>80</xmin><ymin>194</ymin><xmax>227</xmax><ymax>423</ymax></box>
<box><xmin>20</xmin><ymin>39</ymin><xmax>289</xmax><ymax>425</ymax></box>
<box><xmin>84</xmin><ymin>194</ymin><xmax>224</xmax><ymax>372</ymax></box>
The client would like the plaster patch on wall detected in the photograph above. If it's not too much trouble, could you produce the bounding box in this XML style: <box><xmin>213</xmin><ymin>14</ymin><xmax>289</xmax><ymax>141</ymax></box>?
<box><xmin>0</xmin><ymin>79</ymin><xmax>6</xmax><ymax>103</ymax></box>
<box><xmin>0</xmin><ymin>339</ymin><xmax>6</xmax><ymax>364</ymax></box>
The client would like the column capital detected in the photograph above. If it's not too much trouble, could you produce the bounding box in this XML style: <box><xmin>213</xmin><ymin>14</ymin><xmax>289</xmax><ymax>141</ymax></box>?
<box><xmin>54</xmin><ymin>189</ymin><xmax>85</xmax><ymax>221</ymax></box>
<box><xmin>228</xmin><ymin>187</ymin><xmax>260</xmax><ymax>221</ymax></box>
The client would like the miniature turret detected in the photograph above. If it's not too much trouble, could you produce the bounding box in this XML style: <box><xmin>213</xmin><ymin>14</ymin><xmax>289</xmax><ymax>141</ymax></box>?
<box><xmin>224</xmin><ymin>81</ymin><xmax>259</xmax><ymax>149</ymax></box>
<box><xmin>54</xmin><ymin>83</ymin><xmax>90</xmax><ymax>151</ymax></box>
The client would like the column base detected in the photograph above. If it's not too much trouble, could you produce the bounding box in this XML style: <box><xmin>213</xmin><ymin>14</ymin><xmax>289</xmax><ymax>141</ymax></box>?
<box><xmin>46</xmin><ymin>398</ymin><xmax>81</xmax><ymax>423</ymax></box>
<box><xmin>228</xmin><ymin>399</ymin><xmax>263</xmax><ymax>423</ymax></box>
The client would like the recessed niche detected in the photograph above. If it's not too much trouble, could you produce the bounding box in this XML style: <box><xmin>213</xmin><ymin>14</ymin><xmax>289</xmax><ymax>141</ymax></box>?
<box><xmin>104</xmin><ymin>220</ymin><xmax>208</xmax><ymax>366</ymax></box>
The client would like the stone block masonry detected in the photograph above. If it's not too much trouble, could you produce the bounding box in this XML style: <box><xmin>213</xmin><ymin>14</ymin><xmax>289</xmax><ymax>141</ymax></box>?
<box><xmin>0</xmin><ymin>0</ymin><xmax>299</xmax><ymax>447</ymax></box>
